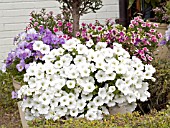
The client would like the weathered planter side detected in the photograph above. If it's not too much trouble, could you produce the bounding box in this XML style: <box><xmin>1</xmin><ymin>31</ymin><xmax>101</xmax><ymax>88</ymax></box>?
<box><xmin>154</xmin><ymin>23</ymin><xmax>170</xmax><ymax>60</ymax></box>
<box><xmin>13</xmin><ymin>80</ymin><xmax>29</xmax><ymax>128</ymax></box>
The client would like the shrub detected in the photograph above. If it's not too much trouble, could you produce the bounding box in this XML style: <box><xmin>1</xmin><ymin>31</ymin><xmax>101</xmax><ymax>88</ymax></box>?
<box><xmin>0</xmin><ymin>71</ymin><xmax>17</xmax><ymax>112</ymax></box>
<box><xmin>137</xmin><ymin>59</ymin><xmax>170</xmax><ymax>113</ymax></box>
<box><xmin>27</xmin><ymin>106</ymin><xmax>170</xmax><ymax>128</ymax></box>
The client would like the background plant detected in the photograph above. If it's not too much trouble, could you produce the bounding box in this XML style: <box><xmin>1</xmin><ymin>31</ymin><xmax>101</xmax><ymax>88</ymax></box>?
<box><xmin>56</xmin><ymin>0</ymin><xmax>103</xmax><ymax>36</ymax></box>
<box><xmin>137</xmin><ymin>59</ymin><xmax>170</xmax><ymax>113</ymax></box>
<box><xmin>152</xmin><ymin>1</ymin><xmax>170</xmax><ymax>24</ymax></box>
<box><xmin>28</xmin><ymin>106</ymin><xmax>170</xmax><ymax>128</ymax></box>
<box><xmin>27</xmin><ymin>8</ymin><xmax>73</xmax><ymax>37</ymax></box>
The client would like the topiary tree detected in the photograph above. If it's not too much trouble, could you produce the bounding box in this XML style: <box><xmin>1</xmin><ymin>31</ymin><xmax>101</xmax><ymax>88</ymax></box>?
<box><xmin>56</xmin><ymin>0</ymin><xmax>103</xmax><ymax>36</ymax></box>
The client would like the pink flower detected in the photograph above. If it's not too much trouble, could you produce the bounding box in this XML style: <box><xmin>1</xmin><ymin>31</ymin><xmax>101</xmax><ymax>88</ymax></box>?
<box><xmin>89</xmin><ymin>23</ymin><xmax>93</xmax><ymax>27</ymax></box>
<box><xmin>129</xmin><ymin>24</ymin><xmax>134</xmax><ymax>28</ymax></box>
<box><xmin>141</xmin><ymin>55</ymin><xmax>147</xmax><ymax>61</ymax></box>
<box><xmin>157</xmin><ymin>33</ymin><xmax>162</xmax><ymax>38</ymax></box>
<box><xmin>149</xmin><ymin>29</ymin><xmax>156</xmax><ymax>33</ymax></box>
<box><xmin>76</xmin><ymin>32</ymin><xmax>80</xmax><ymax>37</ymax></box>
<box><xmin>91</xmin><ymin>25</ymin><xmax>96</xmax><ymax>30</ymax></box>
<box><xmin>153</xmin><ymin>23</ymin><xmax>159</xmax><ymax>28</ymax></box>
<box><xmin>143</xmin><ymin>47</ymin><xmax>149</xmax><ymax>52</ymax></box>
<box><xmin>141</xmin><ymin>23</ymin><xmax>146</xmax><ymax>27</ymax></box>
<box><xmin>68</xmin><ymin>28</ymin><xmax>72</xmax><ymax>32</ymax></box>
<box><xmin>151</xmin><ymin>36</ymin><xmax>158</xmax><ymax>42</ymax></box>
<box><xmin>137</xmin><ymin>28</ymin><xmax>142</xmax><ymax>32</ymax></box>
<box><xmin>130</xmin><ymin>20</ymin><xmax>136</xmax><ymax>25</ymax></box>
<box><xmin>146</xmin><ymin>54</ymin><xmax>153</xmax><ymax>61</ymax></box>
<box><xmin>134</xmin><ymin>16</ymin><xmax>140</xmax><ymax>21</ymax></box>
<box><xmin>138</xmin><ymin>50</ymin><xmax>144</xmax><ymax>55</ymax></box>
<box><xmin>82</xmin><ymin>22</ymin><xmax>86</xmax><ymax>27</ymax></box>
<box><xmin>66</xmin><ymin>22</ymin><xmax>72</xmax><ymax>27</ymax></box>
<box><xmin>139</xmin><ymin>19</ymin><xmax>144</xmax><ymax>23</ymax></box>
<box><xmin>34</xmin><ymin>22</ymin><xmax>38</xmax><ymax>27</ymax></box>
<box><xmin>58</xmin><ymin>20</ymin><xmax>63</xmax><ymax>27</ymax></box>
<box><xmin>53</xmin><ymin>26</ymin><xmax>58</xmax><ymax>32</ymax></box>
<box><xmin>146</xmin><ymin>23</ymin><xmax>151</xmax><ymax>27</ymax></box>
<box><xmin>98</xmin><ymin>26</ymin><xmax>103</xmax><ymax>31</ymax></box>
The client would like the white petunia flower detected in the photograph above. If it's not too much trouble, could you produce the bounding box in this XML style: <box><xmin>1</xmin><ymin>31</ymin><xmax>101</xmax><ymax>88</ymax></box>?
<box><xmin>60</xmin><ymin>96</ymin><xmax>69</xmax><ymax>106</ymax></box>
<box><xmin>77</xmin><ymin>44</ymin><xmax>88</xmax><ymax>54</ymax></box>
<box><xmin>108</xmin><ymin>86</ymin><xmax>116</xmax><ymax>93</ymax></box>
<box><xmin>87</xmin><ymin>102</ymin><xmax>98</xmax><ymax>111</ymax></box>
<box><xmin>85</xmin><ymin>110</ymin><xmax>97</xmax><ymax>120</ymax></box>
<box><xmin>86</xmin><ymin>39</ymin><xmax>94</xmax><ymax>47</ymax></box>
<box><xmin>74</xmin><ymin>55</ymin><xmax>86</xmax><ymax>65</ymax></box>
<box><xmin>66</xmin><ymin>80</ymin><xmax>76</xmax><ymax>89</ymax></box>
<box><xmin>33</xmin><ymin>41</ymin><xmax>44</xmax><ymax>51</ymax></box>
<box><xmin>81</xmin><ymin>93</ymin><xmax>93</xmax><ymax>101</ymax></box>
<box><xmin>77</xmin><ymin>99</ymin><xmax>86</xmax><ymax>110</ymax></box>
<box><xmin>83</xmin><ymin>82</ymin><xmax>95</xmax><ymax>93</ymax></box>
<box><xmin>98</xmin><ymin>87</ymin><xmax>107</xmax><ymax>99</ymax></box>
<box><xmin>95</xmin><ymin>42</ymin><xmax>107</xmax><ymax>50</ymax></box>
<box><xmin>70</xmin><ymin>109</ymin><xmax>79</xmax><ymax>117</ymax></box>
<box><xmin>39</xmin><ymin>94</ymin><xmax>51</xmax><ymax>105</ymax></box>
<box><xmin>37</xmin><ymin>104</ymin><xmax>50</xmax><ymax>115</ymax></box>
<box><xmin>40</xmin><ymin>44</ymin><xmax>50</xmax><ymax>55</ymax></box>
<box><xmin>93</xmin><ymin>96</ymin><xmax>104</xmax><ymax>106</ymax></box>
<box><xmin>54</xmin><ymin>60</ymin><xmax>63</xmax><ymax>69</ymax></box>
<box><xmin>95</xmin><ymin>70</ymin><xmax>107</xmax><ymax>83</ymax></box>
<box><xmin>27</xmin><ymin>28</ymin><xmax>36</xmax><ymax>34</ymax></box>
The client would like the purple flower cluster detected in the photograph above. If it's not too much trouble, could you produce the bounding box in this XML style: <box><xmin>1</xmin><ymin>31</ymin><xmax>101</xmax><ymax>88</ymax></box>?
<box><xmin>5</xmin><ymin>27</ymin><xmax>65</xmax><ymax>72</ymax></box>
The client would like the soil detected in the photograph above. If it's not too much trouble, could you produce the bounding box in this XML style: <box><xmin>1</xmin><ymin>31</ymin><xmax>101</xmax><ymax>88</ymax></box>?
<box><xmin>0</xmin><ymin>105</ymin><xmax>21</xmax><ymax>128</ymax></box>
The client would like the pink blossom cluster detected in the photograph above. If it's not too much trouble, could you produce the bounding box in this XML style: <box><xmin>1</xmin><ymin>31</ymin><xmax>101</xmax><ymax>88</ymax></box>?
<box><xmin>127</xmin><ymin>16</ymin><xmax>162</xmax><ymax>62</ymax></box>
<box><xmin>27</xmin><ymin>9</ymin><xmax>73</xmax><ymax>39</ymax></box>
<box><xmin>76</xmin><ymin>16</ymin><xmax>162</xmax><ymax>63</ymax></box>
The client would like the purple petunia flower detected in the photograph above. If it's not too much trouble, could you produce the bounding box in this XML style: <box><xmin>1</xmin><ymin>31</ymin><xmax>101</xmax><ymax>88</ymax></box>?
<box><xmin>16</xmin><ymin>60</ymin><xmax>25</xmax><ymax>72</ymax></box>
<box><xmin>160</xmin><ymin>40</ymin><xmax>167</xmax><ymax>45</ymax></box>
<box><xmin>34</xmin><ymin>51</ymin><xmax>44</xmax><ymax>60</ymax></box>
<box><xmin>51</xmin><ymin>35</ymin><xmax>60</xmax><ymax>44</ymax></box>
<box><xmin>12</xmin><ymin>91</ymin><xmax>18</xmax><ymax>99</ymax></box>
<box><xmin>59</xmin><ymin>38</ymin><xmax>65</xmax><ymax>44</ymax></box>
<box><xmin>26</xmin><ymin>41</ymin><xmax>34</xmax><ymax>50</ymax></box>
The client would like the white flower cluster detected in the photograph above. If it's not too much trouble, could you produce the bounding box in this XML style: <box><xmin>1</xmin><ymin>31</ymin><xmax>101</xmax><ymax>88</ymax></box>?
<box><xmin>18</xmin><ymin>38</ymin><xmax>156</xmax><ymax>121</ymax></box>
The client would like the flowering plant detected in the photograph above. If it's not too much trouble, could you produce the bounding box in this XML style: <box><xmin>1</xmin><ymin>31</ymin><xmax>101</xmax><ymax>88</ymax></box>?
<box><xmin>77</xmin><ymin>16</ymin><xmax>162</xmax><ymax>63</ymax></box>
<box><xmin>17</xmin><ymin>38</ymin><xmax>155</xmax><ymax>121</ymax></box>
<box><xmin>2</xmin><ymin>27</ymin><xmax>65</xmax><ymax>82</ymax></box>
<box><xmin>126</xmin><ymin>16</ymin><xmax>162</xmax><ymax>62</ymax></box>
<box><xmin>27</xmin><ymin>9</ymin><xmax>73</xmax><ymax>37</ymax></box>
<box><xmin>152</xmin><ymin>1</ymin><xmax>170</xmax><ymax>24</ymax></box>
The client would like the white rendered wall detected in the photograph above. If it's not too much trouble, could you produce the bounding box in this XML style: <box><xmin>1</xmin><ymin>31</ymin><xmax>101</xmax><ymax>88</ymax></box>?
<box><xmin>0</xmin><ymin>0</ymin><xmax>119</xmax><ymax>66</ymax></box>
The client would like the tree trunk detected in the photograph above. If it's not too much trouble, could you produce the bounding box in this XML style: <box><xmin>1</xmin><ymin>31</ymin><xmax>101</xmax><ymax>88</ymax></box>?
<box><xmin>72</xmin><ymin>0</ymin><xmax>80</xmax><ymax>37</ymax></box>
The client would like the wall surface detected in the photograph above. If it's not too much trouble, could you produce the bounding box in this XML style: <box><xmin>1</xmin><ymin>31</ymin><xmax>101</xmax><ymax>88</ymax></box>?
<box><xmin>0</xmin><ymin>0</ymin><xmax>119</xmax><ymax>66</ymax></box>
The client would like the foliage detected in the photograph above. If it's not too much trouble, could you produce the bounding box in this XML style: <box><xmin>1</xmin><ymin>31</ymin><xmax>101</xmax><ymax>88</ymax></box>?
<box><xmin>128</xmin><ymin>0</ymin><xmax>162</xmax><ymax>9</ymax></box>
<box><xmin>137</xmin><ymin>59</ymin><xmax>170</xmax><ymax>113</ymax></box>
<box><xmin>27</xmin><ymin>106</ymin><xmax>170</xmax><ymax>128</ymax></box>
<box><xmin>0</xmin><ymin>71</ymin><xmax>16</xmax><ymax>112</ymax></box>
<box><xmin>152</xmin><ymin>1</ymin><xmax>170</xmax><ymax>24</ymax></box>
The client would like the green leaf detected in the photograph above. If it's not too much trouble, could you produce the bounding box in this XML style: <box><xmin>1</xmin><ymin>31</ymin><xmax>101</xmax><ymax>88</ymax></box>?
<box><xmin>128</xmin><ymin>0</ymin><xmax>135</xmax><ymax>9</ymax></box>
<box><xmin>145</xmin><ymin>0</ymin><xmax>151</xmax><ymax>3</ymax></box>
